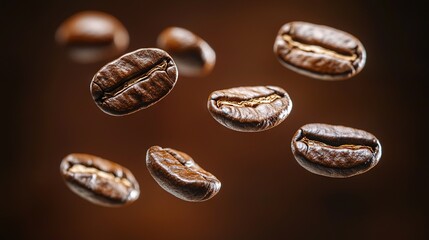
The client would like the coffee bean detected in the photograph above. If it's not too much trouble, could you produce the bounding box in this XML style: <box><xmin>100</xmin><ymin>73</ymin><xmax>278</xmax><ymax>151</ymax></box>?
<box><xmin>60</xmin><ymin>153</ymin><xmax>140</xmax><ymax>207</ymax></box>
<box><xmin>207</xmin><ymin>86</ymin><xmax>292</xmax><ymax>132</ymax></box>
<box><xmin>90</xmin><ymin>48</ymin><xmax>178</xmax><ymax>116</ymax></box>
<box><xmin>157</xmin><ymin>27</ymin><xmax>215</xmax><ymax>77</ymax></box>
<box><xmin>146</xmin><ymin>146</ymin><xmax>221</xmax><ymax>202</ymax></box>
<box><xmin>274</xmin><ymin>21</ymin><xmax>366</xmax><ymax>80</ymax></box>
<box><xmin>55</xmin><ymin>11</ymin><xmax>129</xmax><ymax>63</ymax></box>
<box><xmin>291</xmin><ymin>123</ymin><xmax>382</xmax><ymax>178</ymax></box>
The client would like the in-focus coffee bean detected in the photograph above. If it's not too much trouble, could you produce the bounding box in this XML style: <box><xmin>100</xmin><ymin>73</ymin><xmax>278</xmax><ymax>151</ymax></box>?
<box><xmin>90</xmin><ymin>48</ymin><xmax>178</xmax><ymax>116</ymax></box>
<box><xmin>207</xmin><ymin>86</ymin><xmax>292</xmax><ymax>132</ymax></box>
<box><xmin>291</xmin><ymin>123</ymin><xmax>382</xmax><ymax>178</ymax></box>
<box><xmin>55</xmin><ymin>11</ymin><xmax>129</xmax><ymax>63</ymax></box>
<box><xmin>157</xmin><ymin>27</ymin><xmax>215</xmax><ymax>77</ymax></box>
<box><xmin>146</xmin><ymin>146</ymin><xmax>221</xmax><ymax>202</ymax></box>
<box><xmin>274</xmin><ymin>21</ymin><xmax>366</xmax><ymax>80</ymax></box>
<box><xmin>60</xmin><ymin>153</ymin><xmax>140</xmax><ymax>207</ymax></box>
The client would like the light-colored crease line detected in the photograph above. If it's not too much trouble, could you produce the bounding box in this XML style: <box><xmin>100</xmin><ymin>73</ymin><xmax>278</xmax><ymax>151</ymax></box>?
<box><xmin>68</xmin><ymin>164</ymin><xmax>133</xmax><ymax>188</ymax></box>
<box><xmin>282</xmin><ymin>35</ymin><xmax>357</xmax><ymax>61</ymax></box>
<box><xmin>300</xmin><ymin>137</ymin><xmax>374</xmax><ymax>152</ymax></box>
<box><xmin>216</xmin><ymin>94</ymin><xmax>282</xmax><ymax>108</ymax></box>
<box><xmin>101</xmin><ymin>59</ymin><xmax>168</xmax><ymax>101</ymax></box>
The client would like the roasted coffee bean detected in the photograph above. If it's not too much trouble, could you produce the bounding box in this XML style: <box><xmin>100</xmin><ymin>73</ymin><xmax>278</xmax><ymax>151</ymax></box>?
<box><xmin>90</xmin><ymin>48</ymin><xmax>178</xmax><ymax>116</ymax></box>
<box><xmin>274</xmin><ymin>21</ymin><xmax>366</xmax><ymax>80</ymax></box>
<box><xmin>146</xmin><ymin>146</ymin><xmax>221</xmax><ymax>202</ymax></box>
<box><xmin>55</xmin><ymin>11</ymin><xmax>129</xmax><ymax>63</ymax></box>
<box><xmin>207</xmin><ymin>86</ymin><xmax>292</xmax><ymax>132</ymax></box>
<box><xmin>291</xmin><ymin>123</ymin><xmax>382</xmax><ymax>178</ymax></box>
<box><xmin>60</xmin><ymin>153</ymin><xmax>140</xmax><ymax>207</ymax></box>
<box><xmin>157</xmin><ymin>27</ymin><xmax>215</xmax><ymax>77</ymax></box>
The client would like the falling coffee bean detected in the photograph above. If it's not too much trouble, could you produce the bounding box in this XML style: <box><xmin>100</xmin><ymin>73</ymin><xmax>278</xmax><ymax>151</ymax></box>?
<box><xmin>274</xmin><ymin>21</ymin><xmax>366</xmax><ymax>80</ymax></box>
<box><xmin>90</xmin><ymin>48</ymin><xmax>178</xmax><ymax>116</ymax></box>
<box><xmin>60</xmin><ymin>153</ymin><xmax>140</xmax><ymax>207</ymax></box>
<box><xmin>291</xmin><ymin>123</ymin><xmax>382</xmax><ymax>178</ymax></box>
<box><xmin>157</xmin><ymin>27</ymin><xmax>216</xmax><ymax>77</ymax></box>
<box><xmin>55</xmin><ymin>11</ymin><xmax>129</xmax><ymax>63</ymax></box>
<box><xmin>207</xmin><ymin>86</ymin><xmax>292</xmax><ymax>132</ymax></box>
<box><xmin>146</xmin><ymin>146</ymin><xmax>221</xmax><ymax>202</ymax></box>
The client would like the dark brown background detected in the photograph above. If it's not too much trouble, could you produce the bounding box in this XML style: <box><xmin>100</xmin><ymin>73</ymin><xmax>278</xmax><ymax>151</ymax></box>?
<box><xmin>2</xmin><ymin>0</ymin><xmax>427</xmax><ymax>239</ymax></box>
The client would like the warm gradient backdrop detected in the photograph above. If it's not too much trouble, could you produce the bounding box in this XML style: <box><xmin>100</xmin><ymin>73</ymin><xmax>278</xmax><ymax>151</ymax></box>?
<box><xmin>2</xmin><ymin>0</ymin><xmax>427</xmax><ymax>239</ymax></box>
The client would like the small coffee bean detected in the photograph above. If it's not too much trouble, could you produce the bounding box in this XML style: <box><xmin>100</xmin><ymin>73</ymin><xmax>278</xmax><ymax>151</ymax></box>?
<box><xmin>60</xmin><ymin>153</ymin><xmax>140</xmax><ymax>207</ymax></box>
<box><xmin>90</xmin><ymin>48</ymin><xmax>178</xmax><ymax>116</ymax></box>
<box><xmin>146</xmin><ymin>146</ymin><xmax>221</xmax><ymax>202</ymax></box>
<box><xmin>274</xmin><ymin>21</ymin><xmax>366</xmax><ymax>80</ymax></box>
<box><xmin>291</xmin><ymin>123</ymin><xmax>382</xmax><ymax>178</ymax></box>
<box><xmin>207</xmin><ymin>86</ymin><xmax>292</xmax><ymax>132</ymax></box>
<box><xmin>157</xmin><ymin>27</ymin><xmax>215</xmax><ymax>77</ymax></box>
<box><xmin>55</xmin><ymin>11</ymin><xmax>129</xmax><ymax>63</ymax></box>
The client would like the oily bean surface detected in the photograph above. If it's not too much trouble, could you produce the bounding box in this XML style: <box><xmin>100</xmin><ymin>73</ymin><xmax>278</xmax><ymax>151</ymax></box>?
<box><xmin>90</xmin><ymin>48</ymin><xmax>178</xmax><ymax>116</ymax></box>
<box><xmin>274</xmin><ymin>21</ymin><xmax>366</xmax><ymax>80</ymax></box>
<box><xmin>55</xmin><ymin>11</ymin><xmax>129</xmax><ymax>63</ymax></box>
<box><xmin>207</xmin><ymin>86</ymin><xmax>292</xmax><ymax>132</ymax></box>
<box><xmin>157</xmin><ymin>27</ymin><xmax>215</xmax><ymax>77</ymax></box>
<box><xmin>291</xmin><ymin>123</ymin><xmax>382</xmax><ymax>178</ymax></box>
<box><xmin>60</xmin><ymin>153</ymin><xmax>140</xmax><ymax>207</ymax></box>
<box><xmin>146</xmin><ymin>146</ymin><xmax>221</xmax><ymax>202</ymax></box>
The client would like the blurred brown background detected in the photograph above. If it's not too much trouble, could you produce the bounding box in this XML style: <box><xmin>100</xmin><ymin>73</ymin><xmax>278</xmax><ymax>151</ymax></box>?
<box><xmin>2</xmin><ymin>0</ymin><xmax>427</xmax><ymax>239</ymax></box>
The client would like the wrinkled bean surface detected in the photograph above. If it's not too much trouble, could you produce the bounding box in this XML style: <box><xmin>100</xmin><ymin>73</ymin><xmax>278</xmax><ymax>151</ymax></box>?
<box><xmin>60</xmin><ymin>153</ymin><xmax>140</xmax><ymax>206</ymax></box>
<box><xmin>207</xmin><ymin>86</ymin><xmax>292</xmax><ymax>132</ymax></box>
<box><xmin>146</xmin><ymin>146</ymin><xmax>221</xmax><ymax>202</ymax></box>
<box><xmin>90</xmin><ymin>48</ymin><xmax>178</xmax><ymax>116</ymax></box>
<box><xmin>291</xmin><ymin>123</ymin><xmax>382</xmax><ymax>178</ymax></box>
<box><xmin>274</xmin><ymin>21</ymin><xmax>366</xmax><ymax>80</ymax></box>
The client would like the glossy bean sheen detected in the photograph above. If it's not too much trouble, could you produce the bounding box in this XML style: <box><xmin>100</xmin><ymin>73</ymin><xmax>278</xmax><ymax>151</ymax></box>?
<box><xmin>207</xmin><ymin>86</ymin><xmax>292</xmax><ymax>132</ymax></box>
<box><xmin>90</xmin><ymin>48</ymin><xmax>178</xmax><ymax>116</ymax></box>
<box><xmin>55</xmin><ymin>11</ymin><xmax>129</xmax><ymax>63</ymax></box>
<box><xmin>291</xmin><ymin>123</ymin><xmax>382</xmax><ymax>178</ymax></box>
<box><xmin>146</xmin><ymin>146</ymin><xmax>221</xmax><ymax>202</ymax></box>
<box><xmin>60</xmin><ymin>153</ymin><xmax>140</xmax><ymax>207</ymax></box>
<box><xmin>157</xmin><ymin>27</ymin><xmax>215</xmax><ymax>77</ymax></box>
<box><xmin>274</xmin><ymin>21</ymin><xmax>366</xmax><ymax>80</ymax></box>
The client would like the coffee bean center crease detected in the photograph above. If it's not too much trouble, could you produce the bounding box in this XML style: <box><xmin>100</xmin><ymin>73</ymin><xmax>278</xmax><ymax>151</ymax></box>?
<box><xmin>282</xmin><ymin>35</ymin><xmax>357</xmax><ymax>61</ymax></box>
<box><xmin>67</xmin><ymin>164</ymin><xmax>133</xmax><ymax>187</ymax></box>
<box><xmin>99</xmin><ymin>59</ymin><xmax>169</xmax><ymax>102</ymax></box>
<box><xmin>216</xmin><ymin>94</ymin><xmax>282</xmax><ymax>108</ymax></box>
<box><xmin>301</xmin><ymin>137</ymin><xmax>374</xmax><ymax>152</ymax></box>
